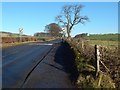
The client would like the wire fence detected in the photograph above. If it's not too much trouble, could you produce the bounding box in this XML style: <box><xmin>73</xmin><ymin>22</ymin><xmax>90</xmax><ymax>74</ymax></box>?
<box><xmin>67</xmin><ymin>38</ymin><xmax>120</xmax><ymax>88</ymax></box>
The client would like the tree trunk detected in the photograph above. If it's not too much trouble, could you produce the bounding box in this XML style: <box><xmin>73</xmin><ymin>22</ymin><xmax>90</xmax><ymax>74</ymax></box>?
<box><xmin>66</xmin><ymin>20</ymin><xmax>71</xmax><ymax>40</ymax></box>
<box><xmin>66</xmin><ymin>24</ymin><xmax>71</xmax><ymax>40</ymax></box>
<box><xmin>67</xmin><ymin>29</ymin><xmax>71</xmax><ymax>40</ymax></box>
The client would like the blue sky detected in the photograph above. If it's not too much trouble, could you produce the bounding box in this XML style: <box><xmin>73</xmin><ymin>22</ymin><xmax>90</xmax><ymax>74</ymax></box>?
<box><xmin>2</xmin><ymin>2</ymin><xmax>118</xmax><ymax>36</ymax></box>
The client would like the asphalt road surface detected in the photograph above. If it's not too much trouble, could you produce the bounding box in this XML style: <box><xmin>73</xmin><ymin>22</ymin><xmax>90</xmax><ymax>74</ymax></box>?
<box><xmin>22</xmin><ymin>43</ymin><xmax>75</xmax><ymax>88</ymax></box>
<box><xmin>2</xmin><ymin>39</ymin><xmax>61</xmax><ymax>88</ymax></box>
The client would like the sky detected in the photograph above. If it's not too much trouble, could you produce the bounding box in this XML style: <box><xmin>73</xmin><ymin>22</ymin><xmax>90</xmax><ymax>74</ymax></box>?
<box><xmin>1</xmin><ymin>2</ymin><xmax>118</xmax><ymax>37</ymax></box>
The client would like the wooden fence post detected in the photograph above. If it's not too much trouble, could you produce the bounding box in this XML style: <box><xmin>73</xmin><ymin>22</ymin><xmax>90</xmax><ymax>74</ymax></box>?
<box><xmin>82</xmin><ymin>40</ymin><xmax>84</xmax><ymax>51</ymax></box>
<box><xmin>95</xmin><ymin>45</ymin><xmax>100</xmax><ymax>76</ymax></box>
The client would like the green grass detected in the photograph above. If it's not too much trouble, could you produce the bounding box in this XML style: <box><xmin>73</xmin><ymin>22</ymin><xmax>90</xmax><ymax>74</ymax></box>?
<box><xmin>84</xmin><ymin>34</ymin><xmax>119</xmax><ymax>41</ymax></box>
<box><xmin>86</xmin><ymin>40</ymin><xmax>119</xmax><ymax>47</ymax></box>
<box><xmin>74</xmin><ymin>34</ymin><xmax>120</xmax><ymax>48</ymax></box>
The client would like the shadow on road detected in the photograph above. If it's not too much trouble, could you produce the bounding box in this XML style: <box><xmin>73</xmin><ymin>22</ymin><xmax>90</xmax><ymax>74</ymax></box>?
<box><xmin>54</xmin><ymin>42</ymin><xmax>79</xmax><ymax>85</ymax></box>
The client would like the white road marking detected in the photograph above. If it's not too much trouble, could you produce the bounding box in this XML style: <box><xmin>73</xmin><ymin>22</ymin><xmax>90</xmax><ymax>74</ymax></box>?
<box><xmin>29</xmin><ymin>43</ymin><xmax>53</xmax><ymax>46</ymax></box>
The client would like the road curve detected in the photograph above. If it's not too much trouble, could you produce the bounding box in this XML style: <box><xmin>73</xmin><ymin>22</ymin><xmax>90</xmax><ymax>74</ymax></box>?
<box><xmin>2</xmin><ymin>39</ymin><xmax>61</xmax><ymax>88</ymax></box>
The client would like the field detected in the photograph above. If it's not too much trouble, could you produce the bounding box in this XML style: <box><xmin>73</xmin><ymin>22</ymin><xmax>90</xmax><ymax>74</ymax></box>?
<box><xmin>83</xmin><ymin>33</ymin><xmax>119</xmax><ymax>48</ymax></box>
<box><xmin>84</xmin><ymin>34</ymin><xmax>119</xmax><ymax>41</ymax></box>
<box><xmin>86</xmin><ymin>40</ymin><xmax>119</xmax><ymax>48</ymax></box>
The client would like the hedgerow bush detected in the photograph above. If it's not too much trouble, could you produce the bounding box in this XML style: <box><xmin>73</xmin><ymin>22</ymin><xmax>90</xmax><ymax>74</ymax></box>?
<box><xmin>2</xmin><ymin>37</ymin><xmax>38</xmax><ymax>43</ymax></box>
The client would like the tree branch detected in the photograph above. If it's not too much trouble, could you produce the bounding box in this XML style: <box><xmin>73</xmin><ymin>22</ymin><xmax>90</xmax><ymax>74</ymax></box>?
<box><xmin>55</xmin><ymin>15</ymin><xmax>68</xmax><ymax>26</ymax></box>
<box><xmin>55</xmin><ymin>4</ymin><xmax>89</xmax><ymax>38</ymax></box>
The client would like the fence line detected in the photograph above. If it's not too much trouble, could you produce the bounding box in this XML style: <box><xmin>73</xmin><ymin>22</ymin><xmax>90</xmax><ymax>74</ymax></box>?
<box><xmin>69</xmin><ymin>40</ymin><xmax>119</xmax><ymax>72</ymax></box>
<box><xmin>67</xmin><ymin>39</ymin><xmax>119</xmax><ymax>88</ymax></box>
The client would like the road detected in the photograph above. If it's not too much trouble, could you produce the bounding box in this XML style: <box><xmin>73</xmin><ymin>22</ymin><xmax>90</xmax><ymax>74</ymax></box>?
<box><xmin>22</xmin><ymin>42</ymin><xmax>75</xmax><ymax>88</ymax></box>
<box><xmin>2</xmin><ymin>39</ymin><xmax>62</xmax><ymax>88</ymax></box>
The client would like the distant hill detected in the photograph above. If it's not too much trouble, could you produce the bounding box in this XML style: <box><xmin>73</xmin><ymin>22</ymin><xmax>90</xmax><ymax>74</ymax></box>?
<box><xmin>74</xmin><ymin>33</ymin><xmax>88</xmax><ymax>38</ymax></box>
<box><xmin>0</xmin><ymin>31</ymin><xmax>11</xmax><ymax>37</ymax></box>
<box><xmin>0</xmin><ymin>31</ymin><xmax>29</xmax><ymax>37</ymax></box>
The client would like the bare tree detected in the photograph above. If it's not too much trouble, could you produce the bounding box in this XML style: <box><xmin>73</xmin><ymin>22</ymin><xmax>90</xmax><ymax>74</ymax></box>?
<box><xmin>55</xmin><ymin>4</ymin><xmax>89</xmax><ymax>39</ymax></box>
